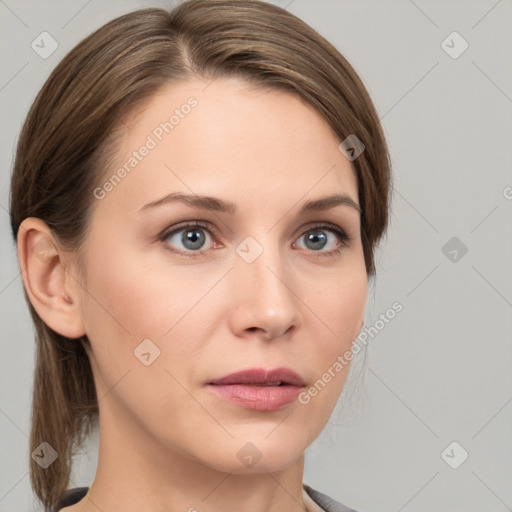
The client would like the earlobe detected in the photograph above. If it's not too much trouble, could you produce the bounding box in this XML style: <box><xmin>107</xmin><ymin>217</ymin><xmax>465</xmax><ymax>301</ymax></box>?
<box><xmin>17</xmin><ymin>217</ymin><xmax>86</xmax><ymax>339</ymax></box>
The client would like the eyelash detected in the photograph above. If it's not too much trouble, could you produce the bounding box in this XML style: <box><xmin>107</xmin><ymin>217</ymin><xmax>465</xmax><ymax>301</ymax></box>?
<box><xmin>158</xmin><ymin>220</ymin><xmax>352</xmax><ymax>259</ymax></box>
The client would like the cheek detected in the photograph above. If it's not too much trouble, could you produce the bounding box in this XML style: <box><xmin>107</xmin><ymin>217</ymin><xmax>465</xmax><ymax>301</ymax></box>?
<box><xmin>299</xmin><ymin>262</ymin><xmax>367</xmax><ymax>409</ymax></box>
<box><xmin>311</xmin><ymin>255</ymin><xmax>367</xmax><ymax>346</ymax></box>
<box><xmin>325</xmin><ymin>272</ymin><xmax>367</xmax><ymax>342</ymax></box>
<box><xmin>78</xmin><ymin>241</ymin><xmax>228</xmax><ymax>368</ymax></box>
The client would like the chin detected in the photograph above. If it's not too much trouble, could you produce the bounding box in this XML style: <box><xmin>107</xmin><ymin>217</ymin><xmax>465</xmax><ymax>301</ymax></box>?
<box><xmin>194</xmin><ymin>431</ymin><xmax>311</xmax><ymax>475</ymax></box>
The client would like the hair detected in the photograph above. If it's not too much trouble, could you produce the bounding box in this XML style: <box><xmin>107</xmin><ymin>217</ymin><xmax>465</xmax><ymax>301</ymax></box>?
<box><xmin>9</xmin><ymin>0</ymin><xmax>392</xmax><ymax>509</ymax></box>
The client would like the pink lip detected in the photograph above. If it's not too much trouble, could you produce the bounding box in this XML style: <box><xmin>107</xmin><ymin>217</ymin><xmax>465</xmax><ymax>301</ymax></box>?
<box><xmin>207</xmin><ymin>367</ymin><xmax>305</xmax><ymax>411</ymax></box>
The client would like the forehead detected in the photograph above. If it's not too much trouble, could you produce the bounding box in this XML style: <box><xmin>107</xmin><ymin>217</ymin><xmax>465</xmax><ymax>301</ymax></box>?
<box><xmin>94</xmin><ymin>76</ymin><xmax>358</xmax><ymax>216</ymax></box>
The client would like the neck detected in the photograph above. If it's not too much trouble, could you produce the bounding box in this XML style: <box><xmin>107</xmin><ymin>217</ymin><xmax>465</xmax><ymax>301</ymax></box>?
<box><xmin>75</xmin><ymin>403</ymin><xmax>308</xmax><ymax>512</ymax></box>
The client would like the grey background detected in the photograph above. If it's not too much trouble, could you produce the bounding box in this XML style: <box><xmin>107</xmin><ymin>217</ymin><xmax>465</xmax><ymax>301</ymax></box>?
<box><xmin>1</xmin><ymin>1</ymin><xmax>511</xmax><ymax>511</ymax></box>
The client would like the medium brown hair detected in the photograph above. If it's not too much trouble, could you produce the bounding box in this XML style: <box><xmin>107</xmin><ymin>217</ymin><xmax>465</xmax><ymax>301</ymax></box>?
<box><xmin>9</xmin><ymin>1</ymin><xmax>392</xmax><ymax>509</ymax></box>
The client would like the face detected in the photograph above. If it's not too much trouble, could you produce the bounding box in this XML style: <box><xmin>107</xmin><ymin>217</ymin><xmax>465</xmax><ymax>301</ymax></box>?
<box><xmin>72</xmin><ymin>76</ymin><xmax>367</xmax><ymax>474</ymax></box>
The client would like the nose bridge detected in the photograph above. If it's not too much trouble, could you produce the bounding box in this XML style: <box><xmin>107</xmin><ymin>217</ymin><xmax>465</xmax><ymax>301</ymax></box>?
<box><xmin>236</xmin><ymin>233</ymin><xmax>290</xmax><ymax>300</ymax></box>
<box><xmin>229</xmin><ymin>232</ymin><xmax>300</xmax><ymax>338</ymax></box>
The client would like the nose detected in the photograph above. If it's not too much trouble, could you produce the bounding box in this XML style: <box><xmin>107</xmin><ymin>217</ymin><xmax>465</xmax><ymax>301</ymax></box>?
<box><xmin>227</xmin><ymin>238</ymin><xmax>302</xmax><ymax>342</ymax></box>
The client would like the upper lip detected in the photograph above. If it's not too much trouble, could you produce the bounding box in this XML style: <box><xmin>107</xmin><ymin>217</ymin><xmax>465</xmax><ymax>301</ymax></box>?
<box><xmin>208</xmin><ymin>367</ymin><xmax>305</xmax><ymax>387</ymax></box>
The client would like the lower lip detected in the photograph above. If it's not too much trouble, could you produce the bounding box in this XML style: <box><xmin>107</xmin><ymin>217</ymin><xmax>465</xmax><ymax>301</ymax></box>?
<box><xmin>207</xmin><ymin>384</ymin><xmax>303</xmax><ymax>411</ymax></box>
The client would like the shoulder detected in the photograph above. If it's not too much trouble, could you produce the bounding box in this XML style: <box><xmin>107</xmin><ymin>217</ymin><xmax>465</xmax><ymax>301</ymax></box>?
<box><xmin>45</xmin><ymin>487</ymin><xmax>89</xmax><ymax>512</ymax></box>
<box><xmin>303</xmin><ymin>483</ymin><xmax>362</xmax><ymax>512</ymax></box>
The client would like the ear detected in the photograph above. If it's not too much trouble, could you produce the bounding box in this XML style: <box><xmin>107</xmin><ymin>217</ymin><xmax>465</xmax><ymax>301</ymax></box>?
<box><xmin>17</xmin><ymin>217</ymin><xmax>86</xmax><ymax>339</ymax></box>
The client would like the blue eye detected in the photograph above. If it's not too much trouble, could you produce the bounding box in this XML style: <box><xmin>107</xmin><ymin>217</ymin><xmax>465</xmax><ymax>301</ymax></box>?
<box><xmin>294</xmin><ymin>223</ymin><xmax>351</xmax><ymax>257</ymax></box>
<box><xmin>159</xmin><ymin>221</ymin><xmax>351</xmax><ymax>258</ymax></box>
<box><xmin>162</xmin><ymin>221</ymin><xmax>214</xmax><ymax>255</ymax></box>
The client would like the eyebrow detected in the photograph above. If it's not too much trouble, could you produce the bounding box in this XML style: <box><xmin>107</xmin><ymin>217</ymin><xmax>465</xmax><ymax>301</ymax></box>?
<box><xmin>138</xmin><ymin>192</ymin><xmax>361</xmax><ymax>215</ymax></box>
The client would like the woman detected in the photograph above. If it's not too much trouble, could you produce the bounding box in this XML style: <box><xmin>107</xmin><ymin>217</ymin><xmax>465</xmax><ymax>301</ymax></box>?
<box><xmin>9</xmin><ymin>1</ymin><xmax>391</xmax><ymax>511</ymax></box>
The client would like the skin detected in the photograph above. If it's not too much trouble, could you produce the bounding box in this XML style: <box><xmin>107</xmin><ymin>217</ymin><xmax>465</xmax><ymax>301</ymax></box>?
<box><xmin>19</xmin><ymin>76</ymin><xmax>367</xmax><ymax>512</ymax></box>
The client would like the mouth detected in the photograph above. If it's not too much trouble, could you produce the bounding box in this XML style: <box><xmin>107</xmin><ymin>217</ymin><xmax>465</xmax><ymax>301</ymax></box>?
<box><xmin>207</xmin><ymin>367</ymin><xmax>305</xmax><ymax>411</ymax></box>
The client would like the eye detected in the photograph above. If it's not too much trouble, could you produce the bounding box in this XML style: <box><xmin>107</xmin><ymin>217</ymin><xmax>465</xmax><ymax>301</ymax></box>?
<box><xmin>159</xmin><ymin>220</ymin><xmax>351</xmax><ymax>259</ymax></box>
<box><xmin>294</xmin><ymin>223</ymin><xmax>351</xmax><ymax>257</ymax></box>
<box><xmin>160</xmin><ymin>221</ymin><xmax>217</xmax><ymax>257</ymax></box>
